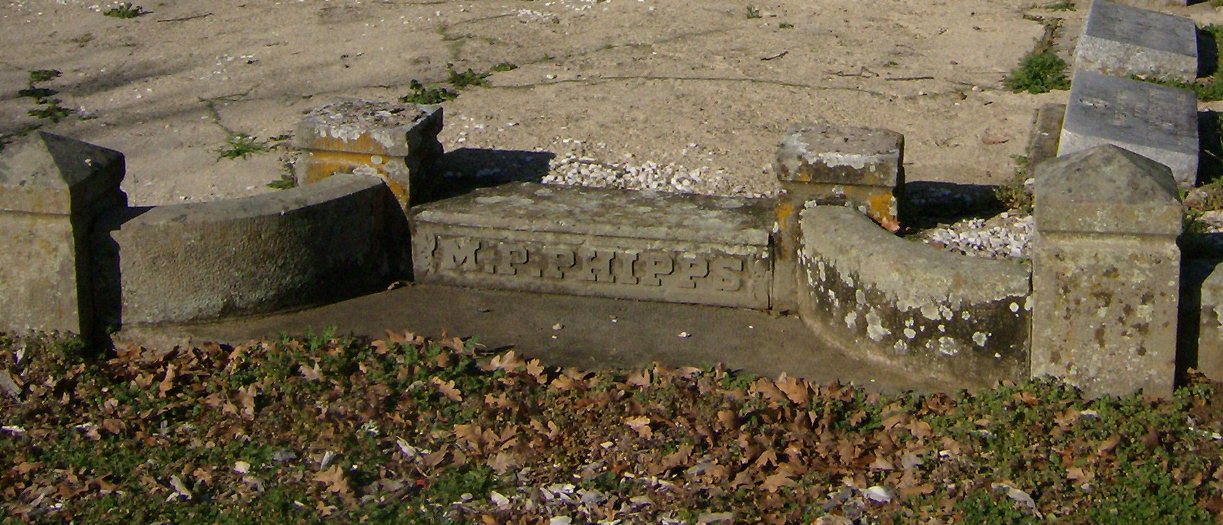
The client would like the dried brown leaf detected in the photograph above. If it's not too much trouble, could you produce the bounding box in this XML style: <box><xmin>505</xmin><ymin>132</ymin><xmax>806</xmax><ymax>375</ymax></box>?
<box><xmin>625</xmin><ymin>415</ymin><xmax>653</xmax><ymax>438</ymax></box>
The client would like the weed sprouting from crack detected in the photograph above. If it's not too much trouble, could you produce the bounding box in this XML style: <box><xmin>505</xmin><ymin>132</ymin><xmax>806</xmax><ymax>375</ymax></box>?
<box><xmin>103</xmin><ymin>2</ymin><xmax>146</xmax><ymax>18</ymax></box>
<box><xmin>447</xmin><ymin>66</ymin><xmax>490</xmax><ymax>89</ymax></box>
<box><xmin>746</xmin><ymin>5</ymin><xmax>762</xmax><ymax>19</ymax></box>
<box><xmin>400</xmin><ymin>80</ymin><xmax>457</xmax><ymax>105</ymax></box>
<box><xmin>217</xmin><ymin>133</ymin><xmax>269</xmax><ymax>160</ymax></box>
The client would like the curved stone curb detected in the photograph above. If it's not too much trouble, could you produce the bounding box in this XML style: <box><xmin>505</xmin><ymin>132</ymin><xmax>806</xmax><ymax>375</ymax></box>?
<box><xmin>92</xmin><ymin>173</ymin><xmax>400</xmax><ymax>326</ymax></box>
<box><xmin>797</xmin><ymin>205</ymin><xmax>1031</xmax><ymax>386</ymax></box>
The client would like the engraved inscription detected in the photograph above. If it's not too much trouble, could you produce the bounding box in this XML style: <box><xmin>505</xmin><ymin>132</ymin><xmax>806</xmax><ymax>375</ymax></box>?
<box><xmin>432</xmin><ymin>235</ymin><xmax>752</xmax><ymax>293</ymax></box>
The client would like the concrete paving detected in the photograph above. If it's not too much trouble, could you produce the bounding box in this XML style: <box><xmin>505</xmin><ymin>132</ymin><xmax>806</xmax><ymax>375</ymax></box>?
<box><xmin>116</xmin><ymin>283</ymin><xmax>952</xmax><ymax>394</ymax></box>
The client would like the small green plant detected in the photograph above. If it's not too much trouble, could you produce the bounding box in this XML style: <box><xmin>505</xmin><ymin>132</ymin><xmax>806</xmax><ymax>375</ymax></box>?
<box><xmin>1042</xmin><ymin>0</ymin><xmax>1076</xmax><ymax>11</ymax></box>
<box><xmin>400</xmin><ymin>79</ymin><xmax>457</xmax><ymax>104</ymax></box>
<box><xmin>103</xmin><ymin>2</ymin><xmax>146</xmax><ymax>18</ymax></box>
<box><xmin>746</xmin><ymin>5</ymin><xmax>762</xmax><ymax>19</ymax></box>
<box><xmin>29</xmin><ymin>69</ymin><xmax>61</xmax><ymax>84</ymax></box>
<box><xmin>447</xmin><ymin>67</ymin><xmax>490</xmax><ymax>89</ymax></box>
<box><xmin>492</xmin><ymin>62</ymin><xmax>518</xmax><ymax>72</ymax></box>
<box><xmin>28</xmin><ymin>101</ymin><xmax>72</xmax><ymax>123</ymax></box>
<box><xmin>778</xmin><ymin>22</ymin><xmax>794</xmax><ymax>29</ymax></box>
<box><xmin>267</xmin><ymin>173</ymin><xmax>298</xmax><ymax>190</ymax></box>
<box><xmin>995</xmin><ymin>155</ymin><xmax>1034</xmax><ymax>213</ymax></box>
<box><xmin>217</xmin><ymin>133</ymin><xmax>268</xmax><ymax>160</ymax></box>
<box><xmin>1005</xmin><ymin>51</ymin><xmax>1070</xmax><ymax>94</ymax></box>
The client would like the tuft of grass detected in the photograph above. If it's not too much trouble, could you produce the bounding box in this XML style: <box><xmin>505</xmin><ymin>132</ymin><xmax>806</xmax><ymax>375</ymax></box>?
<box><xmin>779</xmin><ymin>22</ymin><xmax>794</xmax><ymax>29</ymax></box>
<box><xmin>400</xmin><ymin>79</ymin><xmax>457</xmax><ymax>105</ymax></box>
<box><xmin>103</xmin><ymin>2</ymin><xmax>146</xmax><ymax>18</ymax></box>
<box><xmin>1005</xmin><ymin>51</ymin><xmax>1070</xmax><ymax>94</ymax></box>
<box><xmin>267</xmin><ymin>173</ymin><xmax>298</xmax><ymax>190</ymax></box>
<box><xmin>746</xmin><ymin>5</ymin><xmax>762</xmax><ymax>19</ymax></box>
<box><xmin>492</xmin><ymin>62</ymin><xmax>518</xmax><ymax>72</ymax></box>
<box><xmin>17</xmin><ymin>87</ymin><xmax>57</xmax><ymax>103</ymax></box>
<box><xmin>447</xmin><ymin>66</ymin><xmax>490</xmax><ymax>89</ymax></box>
<box><xmin>217</xmin><ymin>133</ymin><xmax>269</xmax><ymax>160</ymax></box>
<box><xmin>1041</xmin><ymin>0</ymin><xmax>1076</xmax><ymax>11</ymax></box>
<box><xmin>28</xmin><ymin>69</ymin><xmax>61</xmax><ymax>84</ymax></box>
<box><xmin>28</xmin><ymin>100</ymin><xmax>72</xmax><ymax>123</ymax></box>
<box><xmin>995</xmin><ymin>155</ymin><xmax>1034</xmax><ymax>213</ymax></box>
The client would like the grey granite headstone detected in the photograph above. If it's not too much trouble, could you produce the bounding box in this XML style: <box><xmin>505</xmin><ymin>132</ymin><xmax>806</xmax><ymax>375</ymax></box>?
<box><xmin>0</xmin><ymin>132</ymin><xmax>125</xmax><ymax>336</ymax></box>
<box><xmin>1032</xmin><ymin>145</ymin><xmax>1182</xmax><ymax>398</ymax></box>
<box><xmin>1058</xmin><ymin>70</ymin><xmax>1198</xmax><ymax>187</ymax></box>
<box><xmin>411</xmin><ymin>182</ymin><xmax>774</xmax><ymax>309</ymax></box>
<box><xmin>1074</xmin><ymin>0</ymin><xmax>1197</xmax><ymax>82</ymax></box>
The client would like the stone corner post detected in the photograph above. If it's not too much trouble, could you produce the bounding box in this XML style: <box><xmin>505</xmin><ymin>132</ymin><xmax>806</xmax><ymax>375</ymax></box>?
<box><xmin>0</xmin><ymin>131</ymin><xmax>126</xmax><ymax>337</ymax></box>
<box><xmin>1031</xmin><ymin>145</ymin><xmax>1182</xmax><ymax>397</ymax></box>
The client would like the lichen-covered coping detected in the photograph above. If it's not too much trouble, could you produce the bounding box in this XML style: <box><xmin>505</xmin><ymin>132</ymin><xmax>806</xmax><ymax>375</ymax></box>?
<box><xmin>293</xmin><ymin>100</ymin><xmax>437</xmax><ymax>157</ymax></box>
<box><xmin>97</xmin><ymin>173</ymin><xmax>394</xmax><ymax>325</ymax></box>
<box><xmin>797</xmin><ymin>205</ymin><xmax>1031</xmax><ymax>386</ymax></box>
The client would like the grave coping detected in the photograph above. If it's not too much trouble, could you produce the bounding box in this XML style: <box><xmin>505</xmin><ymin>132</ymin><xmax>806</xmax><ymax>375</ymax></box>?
<box><xmin>412</xmin><ymin>182</ymin><xmax>773</xmax><ymax>247</ymax></box>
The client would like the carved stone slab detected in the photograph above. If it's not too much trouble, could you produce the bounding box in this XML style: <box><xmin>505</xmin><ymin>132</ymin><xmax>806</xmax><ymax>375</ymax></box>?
<box><xmin>1058</xmin><ymin>70</ymin><xmax>1198</xmax><ymax>187</ymax></box>
<box><xmin>1074</xmin><ymin>0</ymin><xmax>1197</xmax><ymax>82</ymax></box>
<box><xmin>411</xmin><ymin>183</ymin><xmax>774</xmax><ymax>309</ymax></box>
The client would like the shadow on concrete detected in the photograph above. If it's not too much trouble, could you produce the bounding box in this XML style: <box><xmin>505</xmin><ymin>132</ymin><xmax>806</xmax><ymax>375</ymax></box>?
<box><xmin>116</xmin><ymin>283</ymin><xmax>953</xmax><ymax>394</ymax></box>
<box><xmin>902</xmin><ymin>181</ymin><xmax>1006</xmax><ymax>232</ymax></box>
<box><xmin>426</xmin><ymin>147</ymin><xmax>555</xmax><ymax>203</ymax></box>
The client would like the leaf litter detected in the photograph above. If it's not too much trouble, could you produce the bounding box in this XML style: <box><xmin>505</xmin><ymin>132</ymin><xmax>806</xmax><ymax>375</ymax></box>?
<box><xmin>1</xmin><ymin>331</ymin><xmax>1222</xmax><ymax>523</ymax></box>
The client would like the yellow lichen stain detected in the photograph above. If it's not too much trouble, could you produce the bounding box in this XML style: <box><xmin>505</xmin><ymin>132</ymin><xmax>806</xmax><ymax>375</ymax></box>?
<box><xmin>301</xmin><ymin>151</ymin><xmax>409</xmax><ymax>204</ymax></box>
<box><xmin>775</xmin><ymin>201</ymin><xmax>796</xmax><ymax>224</ymax></box>
<box><xmin>866</xmin><ymin>192</ymin><xmax>900</xmax><ymax>232</ymax></box>
<box><xmin>299</xmin><ymin>133</ymin><xmax>394</xmax><ymax>157</ymax></box>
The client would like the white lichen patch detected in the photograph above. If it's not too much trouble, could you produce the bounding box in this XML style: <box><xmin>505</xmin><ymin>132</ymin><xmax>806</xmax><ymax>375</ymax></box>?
<box><xmin>845</xmin><ymin>311</ymin><xmax>858</xmax><ymax>330</ymax></box>
<box><xmin>972</xmin><ymin>331</ymin><xmax>989</xmax><ymax>347</ymax></box>
<box><xmin>935</xmin><ymin>337</ymin><xmax>960</xmax><ymax>356</ymax></box>
<box><xmin>904</xmin><ymin>328</ymin><xmax>917</xmax><ymax>339</ymax></box>
<box><xmin>865</xmin><ymin>310</ymin><xmax>891</xmax><ymax>342</ymax></box>
<box><xmin>1009</xmin><ymin>302</ymin><xmax>1020</xmax><ymax>313</ymax></box>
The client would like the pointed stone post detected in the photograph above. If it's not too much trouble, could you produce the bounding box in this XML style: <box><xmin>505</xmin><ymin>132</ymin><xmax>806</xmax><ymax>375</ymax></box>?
<box><xmin>0</xmin><ymin>132</ymin><xmax>125</xmax><ymax>336</ymax></box>
<box><xmin>1031</xmin><ymin>145</ymin><xmax>1183</xmax><ymax>397</ymax></box>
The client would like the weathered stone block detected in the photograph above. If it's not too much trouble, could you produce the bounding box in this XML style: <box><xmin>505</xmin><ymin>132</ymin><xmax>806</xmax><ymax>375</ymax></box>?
<box><xmin>797</xmin><ymin>206</ymin><xmax>1031</xmax><ymax>387</ymax></box>
<box><xmin>1058</xmin><ymin>70</ymin><xmax>1198</xmax><ymax>187</ymax></box>
<box><xmin>1199</xmin><ymin>264</ymin><xmax>1223</xmax><ymax>380</ymax></box>
<box><xmin>411</xmin><ymin>182</ymin><xmax>774</xmax><ymax>309</ymax></box>
<box><xmin>93</xmin><ymin>173</ymin><xmax>395</xmax><ymax>325</ymax></box>
<box><xmin>772</xmin><ymin>123</ymin><xmax>904</xmax><ymax>313</ymax></box>
<box><xmin>293</xmin><ymin>99</ymin><xmax>443</xmax><ymax>207</ymax></box>
<box><xmin>0</xmin><ymin>132</ymin><xmax>125</xmax><ymax>336</ymax></box>
<box><xmin>1032</xmin><ymin>145</ymin><xmax>1182</xmax><ymax>397</ymax></box>
<box><xmin>1074</xmin><ymin>0</ymin><xmax>1197</xmax><ymax>82</ymax></box>
<box><xmin>774</xmin><ymin>123</ymin><xmax>904</xmax><ymax>228</ymax></box>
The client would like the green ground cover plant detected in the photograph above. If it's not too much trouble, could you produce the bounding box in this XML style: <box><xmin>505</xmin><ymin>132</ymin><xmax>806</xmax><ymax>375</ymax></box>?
<box><xmin>1005</xmin><ymin>51</ymin><xmax>1071</xmax><ymax>94</ymax></box>
<box><xmin>217</xmin><ymin>133</ymin><xmax>269</xmax><ymax>160</ymax></box>
<box><xmin>102</xmin><ymin>3</ymin><xmax>146</xmax><ymax>19</ymax></box>
<box><xmin>2</xmin><ymin>332</ymin><xmax>1221</xmax><ymax>523</ymax></box>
